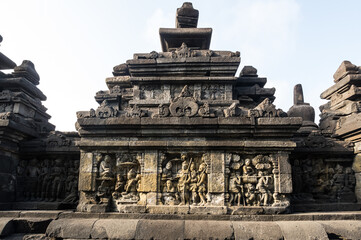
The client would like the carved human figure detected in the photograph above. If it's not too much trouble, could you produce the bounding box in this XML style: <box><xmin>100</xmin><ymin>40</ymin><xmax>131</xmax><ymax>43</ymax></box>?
<box><xmin>99</xmin><ymin>155</ymin><xmax>113</xmax><ymax>178</ymax></box>
<box><xmin>123</xmin><ymin>169</ymin><xmax>140</xmax><ymax>200</ymax></box>
<box><xmin>50</xmin><ymin>158</ymin><xmax>66</xmax><ymax>202</ymax></box>
<box><xmin>25</xmin><ymin>158</ymin><xmax>41</xmax><ymax>200</ymax></box>
<box><xmin>162</xmin><ymin>180</ymin><xmax>178</xmax><ymax>205</ymax></box>
<box><xmin>17</xmin><ymin>160</ymin><xmax>27</xmax><ymax>176</ymax></box>
<box><xmin>256</xmin><ymin>171</ymin><xmax>271</xmax><ymax>206</ymax></box>
<box><xmin>331</xmin><ymin>165</ymin><xmax>346</xmax><ymax>199</ymax></box>
<box><xmin>245</xmin><ymin>183</ymin><xmax>257</xmax><ymax>206</ymax></box>
<box><xmin>189</xmin><ymin>162</ymin><xmax>198</xmax><ymax>205</ymax></box>
<box><xmin>197</xmin><ymin>162</ymin><xmax>208</xmax><ymax>206</ymax></box>
<box><xmin>162</xmin><ymin>161</ymin><xmax>173</xmax><ymax>179</ymax></box>
<box><xmin>62</xmin><ymin>175</ymin><xmax>78</xmax><ymax>204</ymax></box>
<box><xmin>177</xmin><ymin>160</ymin><xmax>190</xmax><ymax>205</ymax></box>
<box><xmin>229</xmin><ymin>171</ymin><xmax>243</xmax><ymax>206</ymax></box>
<box><xmin>243</xmin><ymin>158</ymin><xmax>255</xmax><ymax>176</ymax></box>
<box><xmin>37</xmin><ymin>159</ymin><xmax>50</xmax><ymax>200</ymax></box>
<box><xmin>112</xmin><ymin>173</ymin><xmax>125</xmax><ymax>199</ymax></box>
<box><xmin>96</xmin><ymin>180</ymin><xmax>111</xmax><ymax>204</ymax></box>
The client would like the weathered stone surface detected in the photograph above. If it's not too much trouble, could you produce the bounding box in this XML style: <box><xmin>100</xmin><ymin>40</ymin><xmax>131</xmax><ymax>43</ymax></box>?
<box><xmin>276</xmin><ymin>221</ymin><xmax>328</xmax><ymax>240</ymax></box>
<box><xmin>136</xmin><ymin>219</ymin><xmax>184</xmax><ymax>240</ymax></box>
<box><xmin>46</xmin><ymin>218</ymin><xmax>97</xmax><ymax>239</ymax></box>
<box><xmin>318</xmin><ymin>221</ymin><xmax>361</xmax><ymax>240</ymax></box>
<box><xmin>333</xmin><ymin>60</ymin><xmax>359</xmax><ymax>82</ymax></box>
<box><xmin>233</xmin><ymin>222</ymin><xmax>283</xmax><ymax>240</ymax></box>
<box><xmin>184</xmin><ymin>220</ymin><xmax>233</xmax><ymax>239</ymax></box>
<box><xmin>91</xmin><ymin>219</ymin><xmax>138</xmax><ymax>239</ymax></box>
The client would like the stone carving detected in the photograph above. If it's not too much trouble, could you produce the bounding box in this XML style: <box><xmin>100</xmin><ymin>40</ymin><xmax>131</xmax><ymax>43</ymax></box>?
<box><xmin>158</xmin><ymin>104</ymin><xmax>170</xmax><ymax>117</ymax></box>
<box><xmin>292</xmin><ymin>158</ymin><xmax>356</xmax><ymax>203</ymax></box>
<box><xmin>161</xmin><ymin>153</ymin><xmax>208</xmax><ymax>206</ymax></box>
<box><xmin>125</xmin><ymin>104</ymin><xmax>147</xmax><ymax>118</ymax></box>
<box><xmin>140</xmin><ymin>85</ymin><xmax>164</xmax><ymax>100</ymax></box>
<box><xmin>15</xmin><ymin>158</ymin><xmax>79</xmax><ymax>204</ymax></box>
<box><xmin>104</xmin><ymin>153</ymin><xmax>142</xmax><ymax>205</ymax></box>
<box><xmin>227</xmin><ymin>154</ymin><xmax>275</xmax><ymax>206</ymax></box>
<box><xmin>169</xmin><ymin>85</ymin><xmax>199</xmax><ymax>117</ymax></box>
<box><xmin>198</xmin><ymin>102</ymin><xmax>215</xmax><ymax>117</ymax></box>
<box><xmin>95</xmin><ymin>100</ymin><xmax>117</xmax><ymax>118</ymax></box>
<box><xmin>46</xmin><ymin>131</ymin><xmax>72</xmax><ymax>147</ymax></box>
<box><xmin>172</xmin><ymin>43</ymin><xmax>194</xmax><ymax>58</ymax></box>
<box><xmin>201</xmin><ymin>84</ymin><xmax>225</xmax><ymax>100</ymax></box>
<box><xmin>249</xmin><ymin>98</ymin><xmax>287</xmax><ymax>118</ymax></box>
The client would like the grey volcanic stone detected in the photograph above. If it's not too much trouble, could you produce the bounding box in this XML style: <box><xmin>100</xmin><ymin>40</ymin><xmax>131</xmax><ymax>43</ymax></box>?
<box><xmin>46</xmin><ymin>218</ymin><xmax>97</xmax><ymax>239</ymax></box>
<box><xmin>91</xmin><ymin>219</ymin><xmax>138</xmax><ymax>239</ymax></box>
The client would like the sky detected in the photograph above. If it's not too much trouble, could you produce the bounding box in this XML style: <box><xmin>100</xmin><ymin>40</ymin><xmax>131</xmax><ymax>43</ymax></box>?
<box><xmin>1</xmin><ymin>0</ymin><xmax>361</xmax><ymax>131</ymax></box>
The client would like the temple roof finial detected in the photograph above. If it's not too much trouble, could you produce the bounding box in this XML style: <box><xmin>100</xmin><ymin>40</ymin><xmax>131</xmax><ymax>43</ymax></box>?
<box><xmin>176</xmin><ymin>2</ymin><xmax>199</xmax><ymax>28</ymax></box>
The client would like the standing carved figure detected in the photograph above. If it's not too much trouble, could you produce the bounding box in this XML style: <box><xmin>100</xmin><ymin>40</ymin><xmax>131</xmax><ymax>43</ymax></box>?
<box><xmin>178</xmin><ymin>161</ymin><xmax>190</xmax><ymax>205</ymax></box>
<box><xmin>25</xmin><ymin>158</ymin><xmax>40</xmax><ymax>201</ymax></box>
<box><xmin>256</xmin><ymin>171</ymin><xmax>271</xmax><ymax>206</ymax></box>
<box><xmin>189</xmin><ymin>162</ymin><xmax>198</xmax><ymax>205</ymax></box>
<box><xmin>197</xmin><ymin>162</ymin><xmax>207</xmax><ymax>206</ymax></box>
<box><xmin>229</xmin><ymin>172</ymin><xmax>243</xmax><ymax>206</ymax></box>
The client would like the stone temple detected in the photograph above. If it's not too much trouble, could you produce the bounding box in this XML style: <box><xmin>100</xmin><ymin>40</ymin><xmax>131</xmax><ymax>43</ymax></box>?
<box><xmin>1</xmin><ymin>3</ymin><xmax>361</xmax><ymax>239</ymax></box>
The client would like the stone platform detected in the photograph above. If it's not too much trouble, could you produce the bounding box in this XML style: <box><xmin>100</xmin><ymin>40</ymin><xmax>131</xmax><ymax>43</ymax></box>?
<box><xmin>1</xmin><ymin>210</ymin><xmax>361</xmax><ymax>239</ymax></box>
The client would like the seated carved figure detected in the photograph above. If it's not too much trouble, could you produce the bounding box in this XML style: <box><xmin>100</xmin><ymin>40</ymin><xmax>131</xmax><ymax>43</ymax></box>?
<box><xmin>162</xmin><ymin>180</ymin><xmax>178</xmax><ymax>205</ymax></box>
<box><xmin>99</xmin><ymin>155</ymin><xmax>113</xmax><ymax>178</ymax></box>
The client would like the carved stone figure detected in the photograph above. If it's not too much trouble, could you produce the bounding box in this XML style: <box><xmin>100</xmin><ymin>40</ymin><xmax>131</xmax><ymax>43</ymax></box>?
<box><xmin>162</xmin><ymin>180</ymin><xmax>178</xmax><ymax>205</ymax></box>
<box><xmin>256</xmin><ymin>171</ymin><xmax>272</xmax><ymax>206</ymax></box>
<box><xmin>24</xmin><ymin>158</ymin><xmax>40</xmax><ymax>200</ymax></box>
<box><xmin>229</xmin><ymin>172</ymin><xmax>243</xmax><ymax>206</ymax></box>
<box><xmin>197</xmin><ymin>162</ymin><xmax>207</xmax><ymax>206</ymax></box>
<box><xmin>99</xmin><ymin>155</ymin><xmax>114</xmax><ymax>179</ymax></box>
<box><xmin>177</xmin><ymin>160</ymin><xmax>190</xmax><ymax>205</ymax></box>
<box><xmin>189</xmin><ymin>162</ymin><xmax>198</xmax><ymax>205</ymax></box>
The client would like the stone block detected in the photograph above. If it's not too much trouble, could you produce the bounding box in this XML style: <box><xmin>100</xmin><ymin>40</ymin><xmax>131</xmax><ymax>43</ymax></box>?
<box><xmin>208</xmin><ymin>173</ymin><xmax>224</xmax><ymax>193</ymax></box>
<box><xmin>318</xmin><ymin>220</ymin><xmax>361</xmax><ymax>239</ymax></box>
<box><xmin>211</xmin><ymin>152</ymin><xmax>224</xmax><ymax>173</ymax></box>
<box><xmin>277</xmin><ymin>153</ymin><xmax>291</xmax><ymax>174</ymax></box>
<box><xmin>208</xmin><ymin>193</ymin><xmax>224</xmax><ymax>206</ymax></box>
<box><xmin>78</xmin><ymin>173</ymin><xmax>93</xmax><ymax>191</ymax></box>
<box><xmin>279</xmin><ymin>173</ymin><xmax>292</xmax><ymax>193</ymax></box>
<box><xmin>117</xmin><ymin>205</ymin><xmax>146</xmax><ymax>213</ymax></box>
<box><xmin>46</xmin><ymin>218</ymin><xmax>97</xmax><ymax>239</ymax></box>
<box><xmin>0</xmin><ymin>218</ymin><xmax>14</xmax><ymax>237</ymax></box>
<box><xmin>135</xmin><ymin>219</ymin><xmax>184</xmax><ymax>240</ymax></box>
<box><xmin>13</xmin><ymin>218</ymin><xmax>52</xmax><ymax>234</ymax></box>
<box><xmin>189</xmin><ymin>206</ymin><xmax>227</xmax><ymax>215</ymax></box>
<box><xmin>276</xmin><ymin>221</ymin><xmax>328</xmax><ymax>240</ymax></box>
<box><xmin>146</xmin><ymin>192</ymin><xmax>157</xmax><ymax>205</ymax></box>
<box><xmin>233</xmin><ymin>222</ymin><xmax>283</xmax><ymax>240</ymax></box>
<box><xmin>140</xmin><ymin>173</ymin><xmax>158</xmax><ymax>192</ymax></box>
<box><xmin>147</xmin><ymin>205</ymin><xmax>189</xmax><ymax>214</ymax></box>
<box><xmin>91</xmin><ymin>219</ymin><xmax>138</xmax><ymax>239</ymax></box>
<box><xmin>184</xmin><ymin>220</ymin><xmax>233</xmax><ymax>239</ymax></box>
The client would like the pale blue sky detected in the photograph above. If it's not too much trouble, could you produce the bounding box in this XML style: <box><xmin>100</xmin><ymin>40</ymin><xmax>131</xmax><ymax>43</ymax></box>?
<box><xmin>1</xmin><ymin>0</ymin><xmax>361</xmax><ymax>131</ymax></box>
